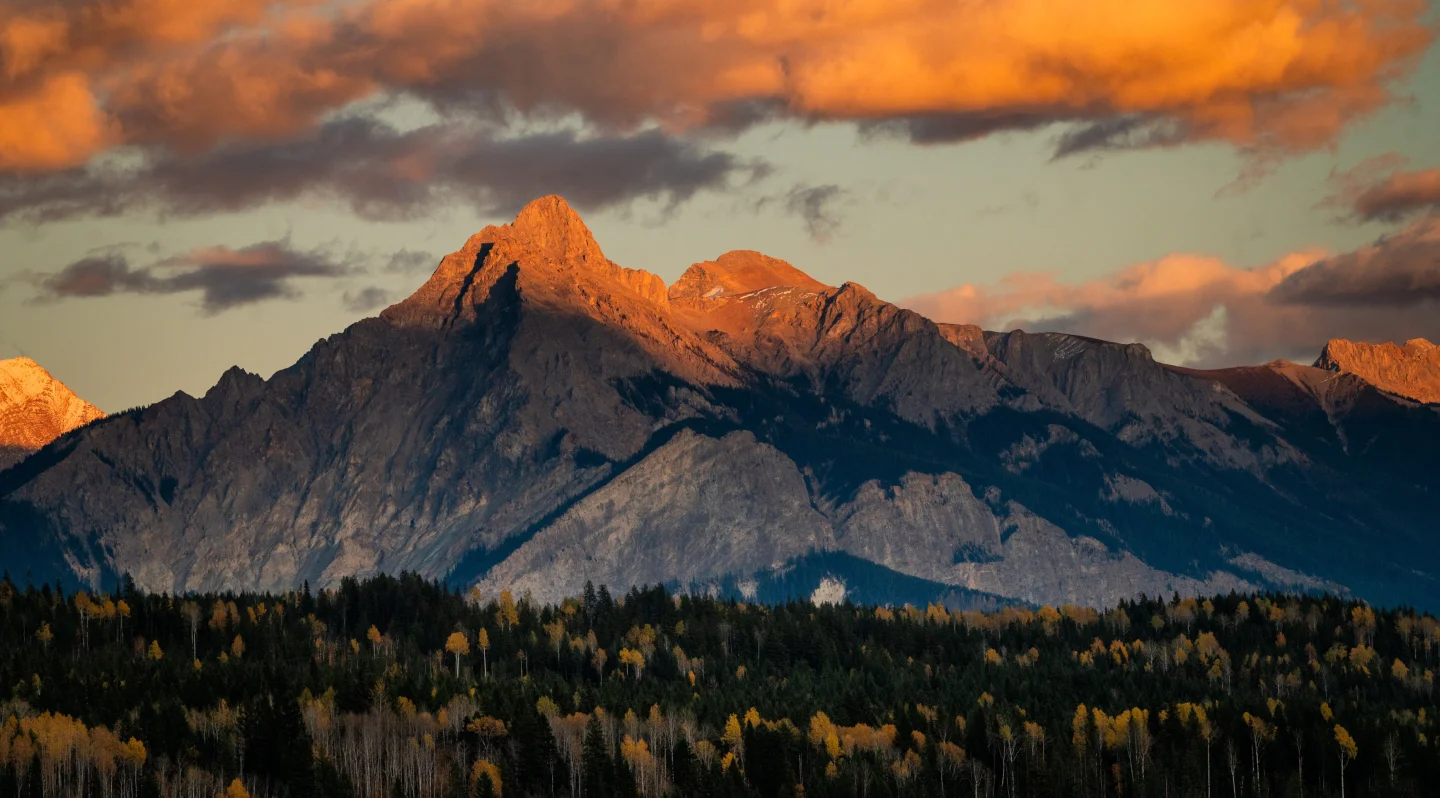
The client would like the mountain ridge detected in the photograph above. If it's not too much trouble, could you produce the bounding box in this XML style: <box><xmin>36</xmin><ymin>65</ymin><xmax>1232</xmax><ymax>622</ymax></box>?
<box><xmin>2</xmin><ymin>196</ymin><xmax>1437</xmax><ymax>609</ymax></box>
<box><xmin>1314</xmin><ymin>337</ymin><xmax>1440</xmax><ymax>404</ymax></box>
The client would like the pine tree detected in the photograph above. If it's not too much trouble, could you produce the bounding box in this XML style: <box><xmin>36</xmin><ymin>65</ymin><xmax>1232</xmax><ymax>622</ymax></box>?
<box><xmin>583</xmin><ymin>714</ymin><xmax>611</xmax><ymax>798</ymax></box>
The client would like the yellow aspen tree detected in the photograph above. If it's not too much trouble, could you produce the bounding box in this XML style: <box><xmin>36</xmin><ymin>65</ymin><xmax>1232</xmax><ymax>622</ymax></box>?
<box><xmin>148</xmin><ymin>640</ymin><xmax>163</xmax><ymax>660</ymax></box>
<box><xmin>445</xmin><ymin>631</ymin><xmax>470</xmax><ymax>677</ymax></box>
<box><xmin>225</xmin><ymin>779</ymin><xmax>250</xmax><ymax>798</ymax></box>
<box><xmin>231</xmin><ymin>635</ymin><xmax>245</xmax><ymax>659</ymax></box>
<box><xmin>1335</xmin><ymin>725</ymin><xmax>1358</xmax><ymax>798</ymax></box>
<box><xmin>478</xmin><ymin>628</ymin><xmax>491</xmax><ymax>678</ymax></box>
<box><xmin>938</xmin><ymin>740</ymin><xmax>966</xmax><ymax>795</ymax></box>
<box><xmin>722</xmin><ymin>714</ymin><xmax>744</xmax><ymax>749</ymax></box>
<box><xmin>497</xmin><ymin>590</ymin><xmax>519</xmax><ymax>632</ymax></box>
<box><xmin>544</xmin><ymin>620</ymin><xmax>565</xmax><ymax>664</ymax></box>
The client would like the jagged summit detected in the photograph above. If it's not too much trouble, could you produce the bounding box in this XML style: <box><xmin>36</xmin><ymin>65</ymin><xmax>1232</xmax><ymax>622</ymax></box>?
<box><xmin>504</xmin><ymin>194</ymin><xmax>607</xmax><ymax>266</ymax></box>
<box><xmin>382</xmin><ymin>196</ymin><xmax>667</xmax><ymax>327</ymax></box>
<box><xmin>0</xmin><ymin>357</ymin><xmax>105</xmax><ymax>469</ymax></box>
<box><xmin>1315</xmin><ymin>338</ymin><xmax>1440</xmax><ymax>404</ymax></box>
<box><xmin>670</xmin><ymin>250</ymin><xmax>829</xmax><ymax>301</ymax></box>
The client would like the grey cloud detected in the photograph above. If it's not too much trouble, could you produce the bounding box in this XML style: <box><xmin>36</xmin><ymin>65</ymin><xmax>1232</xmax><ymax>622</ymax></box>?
<box><xmin>752</xmin><ymin>183</ymin><xmax>850</xmax><ymax>243</ymax></box>
<box><xmin>785</xmin><ymin>184</ymin><xmax>847</xmax><ymax>243</ymax></box>
<box><xmin>0</xmin><ymin>117</ymin><xmax>767</xmax><ymax>225</ymax></box>
<box><xmin>1268</xmin><ymin>216</ymin><xmax>1440</xmax><ymax>308</ymax></box>
<box><xmin>385</xmin><ymin>249</ymin><xmax>436</xmax><ymax>273</ymax></box>
<box><xmin>36</xmin><ymin>239</ymin><xmax>348</xmax><ymax>314</ymax></box>
<box><xmin>1322</xmin><ymin>156</ymin><xmax>1440</xmax><ymax>224</ymax></box>
<box><xmin>1051</xmin><ymin>116</ymin><xmax>1189</xmax><ymax>159</ymax></box>
<box><xmin>859</xmin><ymin>112</ymin><xmax>1054</xmax><ymax>146</ymax></box>
<box><xmin>343</xmin><ymin>286</ymin><xmax>392</xmax><ymax>313</ymax></box>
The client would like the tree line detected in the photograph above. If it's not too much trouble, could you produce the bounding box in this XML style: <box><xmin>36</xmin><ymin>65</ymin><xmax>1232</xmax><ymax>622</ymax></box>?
<box><xmin>0</xmin><ymin>572</ymin><xmax>1436</xmax><ymax>797</ymax></box>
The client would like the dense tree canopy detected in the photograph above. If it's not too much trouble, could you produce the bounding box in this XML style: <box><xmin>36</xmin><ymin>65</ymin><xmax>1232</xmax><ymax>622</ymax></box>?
<box><xmin>0</xmin><ymin>572</ymin><xmax>1436</xmax><ymax>797</ymax></box>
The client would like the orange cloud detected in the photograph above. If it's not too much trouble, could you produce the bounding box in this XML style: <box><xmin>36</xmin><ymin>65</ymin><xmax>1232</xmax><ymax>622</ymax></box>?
<box><xmin>0</xmin><ymin>0</ymin><xmax>1431</xmax><ymax>172</ymax></box>
<box><xmin>905</xmin><ymin>215</ymin><xmax>1440</xmax><ymax>367</ymax></box>
<box><xmin>0</xmin><ymin>73</ymin><xmax>113</xmax><ymax>171</ymax></box>
<box><xmin>1325</xmin><ymin>154</ymin><xmax>1440</xmax><ymax>222</ymax></box>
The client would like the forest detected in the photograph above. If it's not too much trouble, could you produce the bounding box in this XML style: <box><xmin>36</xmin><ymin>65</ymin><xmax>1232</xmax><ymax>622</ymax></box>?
<box><xmin>0</xmin><ymin>572</ymin><xmax>1435</xmax><ymax>797</ymax></box>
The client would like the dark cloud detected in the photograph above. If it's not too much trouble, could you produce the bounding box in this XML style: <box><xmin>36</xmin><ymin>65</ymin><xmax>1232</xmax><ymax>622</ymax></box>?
<box><xmin>859</xmin><ymin>112</ymin><xmax>1054</xmax><ymax>146</ymax></box>
<box><xmin>1268</xmin><ymin>216</ymin><xmax>1440</xmax><ymax>308</ymax></box>
<box><xmin>385</xmin><ymin>249</ymin><xmax>436</xmax><ymax>274</ymax></box>
<box><xmin>1322</xmin><ymin>155</ymin><xmax>1440</xmax><ymax>223</ymax></box>
<box><xmin>1052</xmin><ymin>116</ymin><xmax>1188</xmax><ymax>159</ymax></box>
<box><xmin>787</xmin><ymin>185</ymin><xmax>846</xmax><ymax>243</ymax></box>
<box><xmin>749</xmin><ymin>183</ymin><xmax>850</xmax><ymax>243</ymax></box>
<box><xmin>343</xmin><ymin>286</ymin><xmax>392</xmax><ymax>313</ymax></box>
<box><xmin>0</xmin><ymin>117</ymin><xmax>766</xmax><ymax>225</ymax></box>
<box><xmin>36</xmin><ymin>239</ymin><xmax>348</xmax><ymax>313</ymax></box>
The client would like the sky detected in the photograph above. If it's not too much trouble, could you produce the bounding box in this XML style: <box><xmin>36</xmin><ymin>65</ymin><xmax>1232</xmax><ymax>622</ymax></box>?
<box><xmin>2</xmin><ymin>0</ymin><xmax>1440</xmax><ymax>412</ymax></box>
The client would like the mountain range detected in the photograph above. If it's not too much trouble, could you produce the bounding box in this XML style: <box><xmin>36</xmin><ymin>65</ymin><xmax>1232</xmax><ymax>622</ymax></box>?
<box><xmin>2</xmin><ymin>196</ymin><xmax>1437</xmax><ymax>609</ymax></box>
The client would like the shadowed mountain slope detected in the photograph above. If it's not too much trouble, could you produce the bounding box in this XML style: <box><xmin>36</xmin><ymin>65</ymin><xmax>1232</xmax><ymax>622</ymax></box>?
<box><xmin>2</xmin><ymin>197</ymin><xmax>1437</xmax><ymax>608</ymax></box>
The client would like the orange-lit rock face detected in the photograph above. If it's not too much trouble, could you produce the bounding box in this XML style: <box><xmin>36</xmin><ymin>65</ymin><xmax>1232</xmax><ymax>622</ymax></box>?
<box><xmin>0</xmin><ymin>357</ymin><xmax>104</xmax><ymax>468</ymax></box>
<box><xmin>1316</xmin><ymin>338</ymin><xmax>1440</xmax><ymax>404</ymax></box>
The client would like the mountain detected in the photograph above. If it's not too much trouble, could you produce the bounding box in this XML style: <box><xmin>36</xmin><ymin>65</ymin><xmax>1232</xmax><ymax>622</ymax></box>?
<box><xmin>0</xmin><ymin>357</ymin><xmax>104</xmax><ymax>470</ymax></box>
<box><xmin>2</xmin><ymin>196</ymin><xmax>1437</xmax><ymax>609</ymax></box>
<box><xmin>1314</xmin><ymin>337</ymin><xmax>1440</xmax><ymax>404</ymax></box>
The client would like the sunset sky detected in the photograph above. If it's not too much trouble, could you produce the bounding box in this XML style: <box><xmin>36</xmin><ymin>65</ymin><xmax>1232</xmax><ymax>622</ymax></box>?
<box><xmin>3</xmin><ymin>0</ymin><xmax>1440</xmax><ymax>411</ymax></box>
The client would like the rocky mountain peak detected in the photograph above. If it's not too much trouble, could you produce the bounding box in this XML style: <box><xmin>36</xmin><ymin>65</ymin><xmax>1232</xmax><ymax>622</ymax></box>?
<box><xmin>1315</xmin><ymin>338</ymin><xmax>1440</xmax><ymax>403</ymax></box>
<box><xmin>669</xmin><ymin>250</ymin><xmax>829</xmax><ymax>301</ymax></box>
<box><xmin>383</xmin><ymin>196</ymin><xmax>667</xmax><ymax>327</ymax></box>
<box><xmin>0</xmin><ymin>357</ymin><xmax>105</xmax><ymax>469</ymax></box>
<box><xmin>505</xmin><ymin>194</ymin><xmax>607</xmax><ymax>266</ymax></box>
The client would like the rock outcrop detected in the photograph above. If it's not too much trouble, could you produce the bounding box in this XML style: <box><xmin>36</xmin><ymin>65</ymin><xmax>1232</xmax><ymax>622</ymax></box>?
<box><xmin>1315</xmin><ymin>338</ymin><xmax>1440</xmax><ymax>404</ymax></box>
<box><xmin>0</xmin><ymin>358</ymin><xmax>104</xmax><ymax>470</ymax></box>
<box><xmin>3</xmin><ymin>196</ymin><xmax>1438</xmax><ymax>609</ymax></box>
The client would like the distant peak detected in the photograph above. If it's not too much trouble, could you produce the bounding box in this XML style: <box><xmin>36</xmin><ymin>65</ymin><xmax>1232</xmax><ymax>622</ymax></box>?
<box><xmin>1</xmin><ymin>356</ymin><xmax>61</xmax><ymax>394</ymax></box>
<box><xmin>669</xmin><ymin>250</ymin><xmax>829</xmax><ymax>300</ymax></box>
<box><xmin>0</xmin><ymin>356</ymin><xmax>105</xmax><ymax>455</ymax></box>
<box><xmin>1</xmin><ymin>356</ymin><xmax>45</xmax><ymax>374</ymax></box>
<box><xmin>1315</xmin><ymin>337</ymin><xmax>1440</xmax><ymax>403</ymax></box>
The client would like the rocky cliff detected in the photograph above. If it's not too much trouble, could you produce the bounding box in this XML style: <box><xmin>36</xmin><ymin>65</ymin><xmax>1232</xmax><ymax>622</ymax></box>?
<box><xmin>2</xmin><ymin>197</ymin><xmax>1437</xmax><ymax>609</ymax></box>
<box><xmin>1315</xmin><ymin>338</ymin><xmax>1440</xmax><ymax>404</ymax></box>
<box><xmin>0</xmin><ymin>358</ymin><xmax>104</xmax><ymax>470</ymax></box>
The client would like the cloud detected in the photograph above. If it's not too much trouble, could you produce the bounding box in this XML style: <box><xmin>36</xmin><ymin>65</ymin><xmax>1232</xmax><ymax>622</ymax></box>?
<box><xmin>34</xmin><ymin>238</ymin><xmax>349</xmax><ymax>313</ymax></box>
<box><xmin>1324</xmin><ymin>154</ymin><xmax>1440</xmax><ymax>223</ymax></box>
<box><xmin>0</xmin><ymin>0</ymin><xmax>296</xmax><ymax>169</ymax></box>
<box><xmin>1268</xmin><ymin>216</ymin><xmax>1440</xmax><ymax>307</ymax></box>
<box><xmin>343</xmin><ymin>286</ymin><xmax>392</xmax><ymax>313</ymax></box>
<box><xmin>752</xmin><ymin>183</ymin><xmax>849</xmax><ymax>243</ymax></box>
<box><xmin>0</xmin><ymin>117</ymin><xmax>764</xmax><ymax>224</ymax></box>
<box><xmin>384</xmin><ymin>249</ymin><xmax>435</xmax><ymax>273</ymax></box>
<box><xmin>905</xmin><ymin>215</ymin><xmax>1440</xmax><ymax>367</ymax></box>
<box><xmin>0</xmin><ymin>0</ymin><xmax>1430</xmax><ymax>174</ymax></box>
